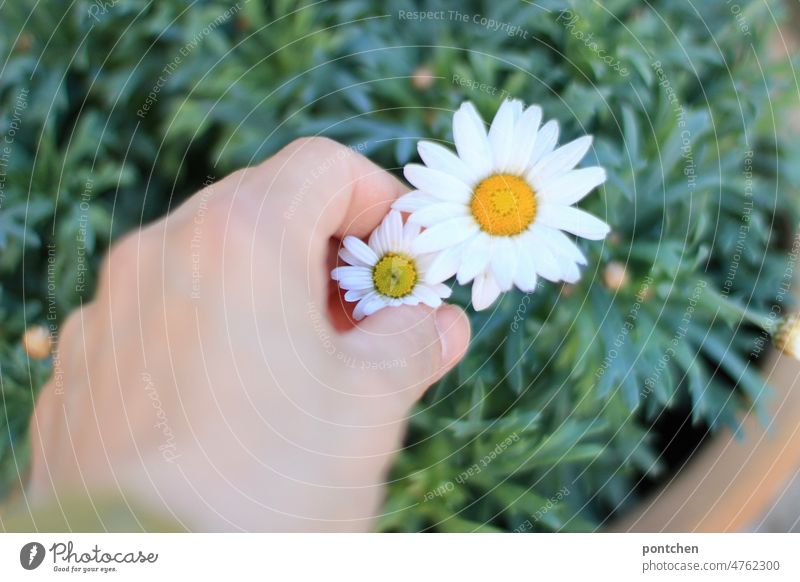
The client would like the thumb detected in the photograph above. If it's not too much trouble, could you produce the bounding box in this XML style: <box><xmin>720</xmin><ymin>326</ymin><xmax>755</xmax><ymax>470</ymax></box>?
<box><xmin>343</xmin><ymin>304</ymin><xmax>471</xmax><ymax>399</ymax></box>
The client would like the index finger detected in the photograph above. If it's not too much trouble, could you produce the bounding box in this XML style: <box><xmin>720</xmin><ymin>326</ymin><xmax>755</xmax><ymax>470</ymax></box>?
<box><xmin>266</xmin><ymin>137</ymin><xmax>409</xmax><ymax>243</ymax></box>
<box><xmin>254</xmin><ymin>137</ymin><xmax>409</xmax><ymax>307</ymax></box>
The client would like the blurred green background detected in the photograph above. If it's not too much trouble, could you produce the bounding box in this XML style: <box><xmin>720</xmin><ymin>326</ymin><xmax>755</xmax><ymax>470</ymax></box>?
<box><xmin>1</xmin><ymin>0</ymin><xmax>799</xmax><ymax>531</ymax></box>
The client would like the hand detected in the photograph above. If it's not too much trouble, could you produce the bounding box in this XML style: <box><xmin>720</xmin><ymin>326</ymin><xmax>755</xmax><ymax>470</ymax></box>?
<box><xmin>26</xmin><ymin>137</ymin><xmax>471</xmax><ymax>531</ymax></box>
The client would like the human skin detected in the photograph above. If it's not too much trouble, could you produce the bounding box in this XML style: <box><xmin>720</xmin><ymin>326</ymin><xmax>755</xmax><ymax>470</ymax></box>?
<box><xmin>25</xmin><ymin>137</ymin><xmax>471</xmax><ymax>531</ymax></box>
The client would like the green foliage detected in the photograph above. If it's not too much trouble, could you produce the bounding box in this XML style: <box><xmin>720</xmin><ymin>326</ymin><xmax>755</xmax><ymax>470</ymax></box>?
<box><xmin>1</xmin><ymin>0</ymin><xmax>798</xmax><ymax>530</ymax></box>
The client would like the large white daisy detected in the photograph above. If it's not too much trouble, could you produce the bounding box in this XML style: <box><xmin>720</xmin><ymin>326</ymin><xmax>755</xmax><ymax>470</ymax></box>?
<box><xmin>331</xmin><ymin>210</ymin><xmax>452</xmax><ymax>320</ymax></box>
<box><xmin>393</xmin><ymin>99</ymin><xmax>610</xmax><ymax>310</ymax></box>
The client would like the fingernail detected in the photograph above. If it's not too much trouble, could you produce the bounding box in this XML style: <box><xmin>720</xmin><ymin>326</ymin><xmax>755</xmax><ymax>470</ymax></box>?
<box><xmin>434</xmin><ymin>305</ymin><xmax>469</xmax><ymax>367</ymax></box>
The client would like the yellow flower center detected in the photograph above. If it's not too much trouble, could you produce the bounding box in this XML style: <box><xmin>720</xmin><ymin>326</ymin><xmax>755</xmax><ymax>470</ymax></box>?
<box><xmin>470</xmin><ymin>173</ymin><xmax>537</xmax><ymax>236</ymax></box>
<box><xmin>372</xmin><ymin>253</ymin><xmax>417</xmax><ymax>298</ymax></box>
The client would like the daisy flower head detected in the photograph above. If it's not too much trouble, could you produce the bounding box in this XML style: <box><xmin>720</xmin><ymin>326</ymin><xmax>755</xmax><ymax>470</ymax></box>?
<box><xmin>331</xmin><ymin>210</ymin><xmax>453</xmax><ymax>321</ymax></box>
<box><xmin>393</xmin><ymin>99</ymin><xmax>610</xmax><ymax>310</ymax></box>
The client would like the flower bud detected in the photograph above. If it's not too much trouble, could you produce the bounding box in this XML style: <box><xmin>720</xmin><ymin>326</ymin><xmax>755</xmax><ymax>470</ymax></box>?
<box><xmin>23</xmin><ymin>325</ymin><xmax>52</xmax><ymax>360</ymax></box>
<box><xmin>603</xmin><ymin>261</ymin><xmax>629</xmax><ymax>290</ymax></box>
<box><xmin>15</xmin><ymin>33</ymin><xmax>32</xmax><ymax>53</ymax></box>
<box><xmin>411</xmin><ymin>65</ymin><xmax>436</xmax><ymax>90</ymax></box>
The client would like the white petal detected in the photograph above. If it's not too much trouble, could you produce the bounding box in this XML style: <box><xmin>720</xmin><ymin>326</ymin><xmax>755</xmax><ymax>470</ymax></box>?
<box><xmin>529</xmin><ymin>119</ymin><xmax>559</xmax><ymax>166</ymax></box>
<box><xmin>331</xmin><ymin>265</ymin><xmax>371</xmax><ymax>282</ymax></box>
<box><xmin>393</xmin><ymin>190</ymin><xmax>438</xmax><ymax>213</ymax></box>
<box><xmin>381</xmin><ymin>224</ymin><xmax>395</xmax><ymax>256</ymax></box>
<box><xmin>364</xmin><ymin>294</ymin><xmax>390</xmax><ymax>316</ymax></box>
<box><xmin>352</xmin><ymin>299</ymin><xmax>369</xmax><ymax>321</ymax></box>
<box><xmin>472</xmin><ymin>271</ymin><xmax>502</xmax><ymax>311</ymax></box>
<box><xmin>429</xmin><ymin>282</ymin><xmax>453</xmax><ymax>299</ymax></box>
<box><xmin>383</xmin><ymin>210</ymin><xmax>404</xmax><ymax>247</ymax></box>
<box><xmin>508</xmin><ymin>104</ymin><xmax>543</xmax><ymax>174</ymax></box>
<box><xmin>404</xmin><ymin>164</ymin><xmax>472</xmax><ymax>204</ymax></box>
<box><xmin>453</xmin><ymin>102</ymin><xmax>492</xmax><ymax>178</ymax></box>
<box><xmin>537</xmin><ymin>204</ymin><xmax>610</xmax><ymax>240</ymax></box>
<box><xmin>537</xmin><ymin>226</ymin><xmax>587</xmax><ymax>265</ymax></box>
<box><xmin>343</xmin><ymin>236</ymin><xmax>378</xmax><ymax>266</ymax></box>
<box><xmin>536</xmin><ymin>167</ymin><xmax>606</xmax><ymax>206</ymax></box>
<box><xmin>523</xmin><ymin>230</ymin><xmax>563</xmax><ymax>282</ymax></box>
<box><xmin>411</xmin><ymin>217</ymin><xmax>478</xmax><ymax>254</ymax></box>
<box><xmin>512</xmin><ymin>239</ymin><xmax>538</xmax><ymax>292</ymax></box>
<box><xmin>353</xmin><ymin>293</ymin><xmax>386</xmax><ymax>320</ymax></box>
<box><xmin>413</xmin><ymin>284</ymin><xmax>444</xmax><ymax>308</ymax></box>
<box><xmin>533</xmin><ymin>226</ymin><xmax>583</xmax><ymax>283</ymax></box>
<box><xmin>422</xmin><ymin>243</ymin><xmax>464</xmax><ymax>283</ymax></box>
<box><xmin>559</xmin><ymin>260</ymin><xmax>582</xmax><ymax>283</ymax></box>
<box><xmin>529</xmin><ymin>135</ymin><xmax>594</xmax><ymax>182</ymax></box>
<box><xmin>504</xmin><ymin>99</ymin><xmax>523</xmax><ymax>123</ymax></box>
<box><xmin>368</xmin><ymin>222</ymin><xmax>389</xmax><ymax>257</ymax></box>
<box><xmin>418</xmin><ymin>140</ymin><xmax>478</xmax><ymax>185</ymax></box>
<box><xmin>344</xmin><ymin>288</ymin><xmax>370</xmax><ymax>302</ymax></box>
<box><xmin>414</xmin><ymin>252</ymin><xmax>435</xmax><ymax>273</ymax></box>
<box><xmin>489</xmin><ymin>237</ymin><xmax>517</xmax><ymax>291</ymax></box>
<box><xmin>408</xmin><ymin>202</ymin><xmax>469</xmax><ymax>228</ymax></box>
<box><xmin>403</xmin><ymin>294</ymin><xmax>421</xmax><ymax>306</ymax></box>
<box><xmin>456</xmin><ymin>232</ymin><xmax>492</xmax><ymax>284</ymax></box>
<box><xmin>402</xmin><ymin>220</ymin><xmax>422</xmax><ymax>243</ymax></box>
<box><xmin>338</xmin><ymin>248</ymin><xmax>368</xmax><ymax>267</ymax></box>
<box><xmin>488</xmin><ymin>99</ymin><xmax>519</xmax><ymax>172</ymax></box>
<box><xmin>337</xmin><ymin>277</ymin><xmax>374</xmax><ymax>291</ymax></box>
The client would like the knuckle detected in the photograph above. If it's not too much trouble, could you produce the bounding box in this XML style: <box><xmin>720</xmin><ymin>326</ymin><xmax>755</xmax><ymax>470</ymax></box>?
<box><xmin>272</xmin><ymin>136</ymin><xmax>350</xmax><ymax>179</ymax></box>
<box><xmin>267</xmin><ymin>136</ymin><xmax>355</xmax><ymax>219</ymax></box>
<box><xmin>96</xmin><ymin>233</ymin><xmax>145</xmax><ymax>300</ymax></box>
<box><xmin>217</xmin><ymin>167</ymin><xmax>251</xmax><ymax>193</ymax></box>
<box><xmin>282</xmin><ymin>136</ymin><xmax>343</xmax><ymax>159</ymax></box>
<box><xmin>238</xmin><ymin>137</ymin><xmax>347</xmax><ymax>187</ymax></box>
<box><xmin>187</xmin><ymin>198</ymin><xmax>260</xmax><ymax>281</ymax></box>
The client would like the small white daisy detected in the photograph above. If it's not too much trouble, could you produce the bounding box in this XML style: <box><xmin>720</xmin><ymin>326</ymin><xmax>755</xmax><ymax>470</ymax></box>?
<box><xmin>331</xmin><ymin>210</ymin><xmax>452</xmax><ymax>320</ymax></box>
<box><xmin>393</xmin><ymin>99</ymin><xmax>610</xmax><ymax>310</ymax></box>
